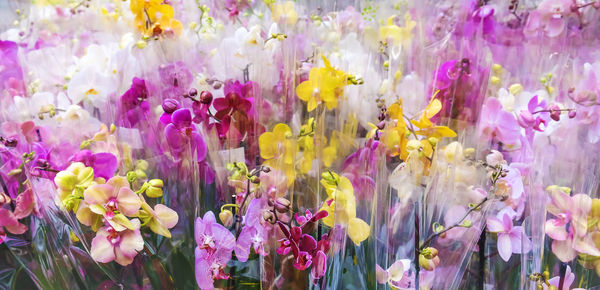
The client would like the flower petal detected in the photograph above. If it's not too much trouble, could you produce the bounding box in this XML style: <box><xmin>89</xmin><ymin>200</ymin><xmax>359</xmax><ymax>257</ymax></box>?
<box><xmin>155</xmin><ymin>204</ymin><xmax>179</xmax><ymax>229</ymax></box>
<box><xmin>116</xmin><ymin>187</ymin><xmax>141</xmax><ymax>216</ymax></box>
<box><xmin>90</xmin><ymin>229</ymin><xmax>115</xmax><ymax>263</ymax></box>
<box><xmin>497</xmin><ymin>233</ymin><xmax>512</xmax><ymax>262</ymax></box>
<box><xmin>84</xmin><ymin>184</ymin><xmax>113</xmax><ymax>205</ymax></box>
<box><xmin>348</xmin><ymin>217</ymin><xmax>370</xmax><ymax>246</ymax></box>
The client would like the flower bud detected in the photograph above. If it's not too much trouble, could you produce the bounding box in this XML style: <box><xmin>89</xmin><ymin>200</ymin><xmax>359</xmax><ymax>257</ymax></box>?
<box><xmin>548</xmin><ymin>105</ymin><xmax>561</xmax><ymax>121</ymax></box>
<box><xmin>517</xmin><ymin>110</ymin><xmax>536</xmax><ymax>128</ymax></box>
<box><xmin>0</xmin><ymin>192</ymin><xmax>11</xmax><ymax>205</ymax></box>
<box><xmin>8</xmin><ymin>168</ymin><xmax>22</xmax><ymax>176</ymax></box>
<box><xmin>486</xmin><ymin>150</ymin><xmax>504</xmax><ymax>167</ymax></box>
<box><xmin>145</xmin><ymin>185</ymin><xmax>163</xmax><ymax>198</ymax></box>
<box><xmin>508</xmin><ymin>83</ymin><xmax>523</xmax><ymax>95</ymax></box>
<box><xmin>189</xmin><ymin>88</ymin><xmax>198</xmax><ymax>97</ymax></box>
<box><xmin>419</xmin><ymin>247</ymin><xmax>440</xmax><ymax>271</ymax></box>
<box><xmin>568</xmin><ymin>110</ymin><xmax>576</xmax><ymax>119</ymax></box>
<box><xmin>263</xmin><ymin>210</ymin><xmax>274</xmax><ymax>223</ymax></box>
<box><xmin>162</xmin><ymin>99</ymin><xmax>180</xmax><ymax>114</ymax></box>
<box><xmin>200</xmin><ymin>91</ymin><xmax>213</xmax><ymax>105</ymax></box>
<box><xmin>148</xmin><ymin>179</ymin><xmax>163</xmax><ymax>188</ymax></box>
<box><xmin>219</xmin><ymin>209</ymin><xmax>234</xmax><ymax>227</ymax></box>
<box><xmin>274</xmin><ymin>197</ymin><xmax>291</xmax><ymax>213</ymax></box>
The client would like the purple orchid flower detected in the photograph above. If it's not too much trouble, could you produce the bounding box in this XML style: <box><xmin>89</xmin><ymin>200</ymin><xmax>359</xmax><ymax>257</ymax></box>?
<box><xmin>159</xmin><ymin>62</ymin><xmax>194</xmax><ymax>99</ymax></box>
<box><xmin>70</xmin><ymin>150</ymin><xmax>118</xmax><ymax>180</ymax></box>
<box><xmin>118</xmin><ymin>77</ymin><xmax>149</xmax><ymax>127</ymax></box>
<box><xmin>517</xmin><ymin>95</ymin><xmax>549</xmax><ymax>131</ymax></box>
<box><xmin>0</xmin><ymin>41</ymin><xmax>25</xmax><ymax>97</ymax></box>
<box><xmin>164</xmin><ymin>108</ymin><xmax>208</xmax><ymax>162</ymax></box>
<box><xmin>234</xmin><ymin>198</ymin><xmax>269</xmax><ymax>262</ymax></box>
<box><xmin>342</xmin><ymin>139</ymin><xmax>379</xmax><ymax>200</ymax></box>
<box><xmin>195</xmin><ymin>211</ymin><xmax>235</xmax><ymax>289</ymax></box>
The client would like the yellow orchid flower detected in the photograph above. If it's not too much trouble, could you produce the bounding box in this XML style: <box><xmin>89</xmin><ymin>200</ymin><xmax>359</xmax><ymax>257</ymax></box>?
<box><xmin>410</xmin><ymin>97</ymin><xmax>457</xmax><ymax>138</ymax></box>
<box><xmin>379</xmin><ymin>13</ymin><xmax>416</xmax><ymax>47</ymax></box>
<box><xmin>296</xmin><ymin>56</ymin><xmax>349</xmax><ymax>112</ymax></box>
<box><xmin>270</xmin><ymin>1</ymin><xmax>298</xmax><ymax>26</ymax></box>
<box><xmin>259</xmin><ymin>123</ymin><xmax>296</xmax><ymax>185</ymax></box>
<box><xmin>319</xmin><ymin>172</ymin><xmax>370</xmax><ymax>246</ymax></box>
<box><xmin>54</xmin><ymin>162</ymin><xmax>104</xmax><ymax>211</ymax></box>
<box><xmin>379</xmin><ymin>102</ymin><xmax>410</xmax><ymax>159</ymax></box>
<box><xmin>130</xmin><ymin>0</ymin><xmax>182</xmax><ymax>37</ymax></box>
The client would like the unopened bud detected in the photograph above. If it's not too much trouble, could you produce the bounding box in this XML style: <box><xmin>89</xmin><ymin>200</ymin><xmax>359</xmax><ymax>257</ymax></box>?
<box><xmin>162</xmin><ymin>99</ymin><xmax>180</xmax><ymax>114</ymax></box>
<box><xmin>189</xmin><ymin>88</ymin><xmax>198</xmax><ymax>97</ymax></box>
<box><xmin>8</xmin><ymin>168</ymin><xmax>22</xmax><ymax>176</ymax></box>
<box><xmin>548</xmin><ymin>105</ymin><xmax>561</xmax><ymax>121</ymax></box>
<box><xmin>200</xmin><ymin>91</ymin><xmax>213</xmax><ymax>105</ymax></box>
<box><xmin>148</xmin><ymin>179</ymin><xmax>163</xmax><ymax>188</ymax></box>
<box><xmin>0</xmin><ymin>192</ymin><xmax>11</xmax><ymax>205</ymax></box>
<box><xmin>219</xmin><ymin>210</ymin><xmax>234</xmax><ymax>227</ymax></box>
<box><xmin>517</xmin><ymin>110</ymin><xmax>536</xmax><ymax>128</ymax></box>
<box><xmin>568</xmin><ymin>110</ymin><xmax>576</xmax><ymax>119</ymax></box>
<box><xmin>263</xmin><ymin>211</ymin><xmax>274</xmax><ymax>223</ymax></box>
<box><xmin>274</xmin><ymin>197</ymin><xmax>291</xmax><ymax>213</ymax></box>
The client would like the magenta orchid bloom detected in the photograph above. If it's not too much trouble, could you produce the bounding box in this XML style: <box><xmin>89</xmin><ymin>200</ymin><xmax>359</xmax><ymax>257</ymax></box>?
<box><xmin>545</xmin><ymin>188</ymin><xmax>600</xmax><ymax>262</ymax></box>
<box><xmin>70</xmin><ymin>150</ymin><xmax>118</xmax><ymax>180</ymax></box>
<box><xmin>478</xmin><ymin>97</ymin><xmax>521</xmax><ymax>145</ymax></box>
<box><xmin>164</xmin><ymin>108</ymin><xmax>208</xmax><ymax>161</ymax></box>
<box><xmin>83</xmin><ymin>176</ymin><xmax>141</xmax><ymax>231</ymax></box>
<box><xmin>486</xmin><ymin>213</ymin><xmax>532</xmax><ymax>261</ymax></box>
<box><xmin>276</xmin><ymin>208</ymin><xmax>329</xmax><ymax>283</ymax></box>
<box><xmin>90</xmin><ymin>218</ymin><xmax>144</xmax><ymax>266</ymax></box>
<box><xmin>517</xmin><ymin>95</ymin><xmax>550</xmax><ymax>131</ymax></box>
<box><xmin>118</xmin><ymin>77</ymin><xmax>149</xmax><ymax>127</ymax></box>
<box><xmin>195</xmin><ymin>211</ymin><xmax>235</xmax><ymax>289</ymax></box>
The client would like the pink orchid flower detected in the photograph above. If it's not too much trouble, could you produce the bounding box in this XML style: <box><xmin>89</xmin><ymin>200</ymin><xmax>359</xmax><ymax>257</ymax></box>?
<box><xmin>545</xmin><ymin>188</ymin><xmax>600</xmax><ymax>262</ymax></box>
<box><xmin>0</xmin><ymin>188</ymin><xmax>36</xmax><ymax>242</ymax></box>
<box><xmin>487</xmin><ymin>213</ymin><xmax>532</xmax><ymax>261</ymax></box>
<box><xmin>478</xmin><ymin>98</ymin><xmax>521</xmax><ymax>145</ymax></box>
<box><xmin>376</xmin><ymin>259</ymin><xmax>412</xmax><ymax>288</ymax></box>
<box><xmin>525</xmin><ymin>0</ymin><xmax>571</xmax><ymax>38</ymax></box>
<box><xmin>195</xmin><ymin>211</ymin><xmax>236</xmax><ymax>289</ymax></box>
<box><xmin>90</xmin><ymin>219</ymin><xmax>144</xmax><ymax>266</ymax></box>
<box><xmin>83</xmin><ymin>176</ymin><xmax>141</xmax><ymax>231</ymax></box>
<box><xmin>235</xmin><ymin>198</ymin><xmax>269</xmax><ymax>262</ymax></box>
<box><xmin>543</xmin><ymin>265</ymin><xmax>586</xmax><ymax>290</ymax></box>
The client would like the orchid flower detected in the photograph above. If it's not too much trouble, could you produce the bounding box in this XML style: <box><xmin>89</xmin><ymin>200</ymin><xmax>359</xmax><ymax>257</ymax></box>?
<box><xmin>478</xmin><ymin>97</ymin><xmax>521</xmax><ymax>146</ymax></box>
<box><xmin>545</xmin><ymin>186</ymin><xmax>600</xmax><ymax>262</ymax></box>
<box><xmin>486</xmin><ymin>213</ymin><xmax>532</xmax><ymax>261</ymax></box>
<box><xmin>82</xmin><ymin>176</ymin><xmax>141</xmax><ymax>231</ymax></box>
<box><xmin>195</xmin><ymin>211</ymin><xmax>236</xmax><ymax>289</ymax></box>
<box><xmin>376</xmin><ymin>259</ymin><xmax>412</xmax><ymax>288</ymax></box>
<box><xmin>319</xmin><ymin>172</ymin><xmax>370</xmax><ymax>245</ymax></box>
<box><xmin>90</xmin><ymin>219</ymin><xmax>144</xmax><ymax>266</ymax></box>
<box><xmin>234</xmin><ymin>198</ymin><xmax>269</xmax><ymax>262</ymax></box>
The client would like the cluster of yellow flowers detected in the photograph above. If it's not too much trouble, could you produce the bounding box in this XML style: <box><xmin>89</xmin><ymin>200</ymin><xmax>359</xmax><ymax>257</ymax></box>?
<box><xmin>130</xmin><ymin>0</ymin><xmax>182</xmax><ymax>38</ymax></box>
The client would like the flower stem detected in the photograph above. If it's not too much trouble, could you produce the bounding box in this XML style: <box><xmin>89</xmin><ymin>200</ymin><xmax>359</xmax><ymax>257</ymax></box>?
<box><xmin>419</xmin><ymin>197</ymin><xmax>489</xmax><ymax>251</ymax></box>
